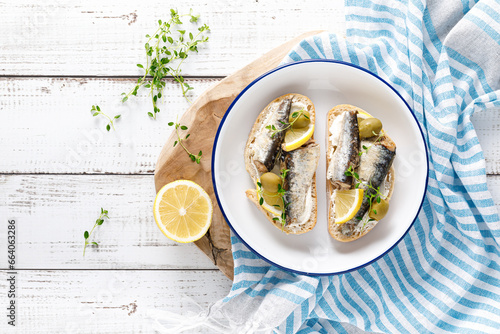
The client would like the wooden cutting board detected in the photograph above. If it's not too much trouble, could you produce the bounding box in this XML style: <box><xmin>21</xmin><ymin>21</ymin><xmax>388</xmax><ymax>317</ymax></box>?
<box><xmin>154</xmin><ymin>31</ymin><xmax>322</xmax><ymax>280</ymax></box>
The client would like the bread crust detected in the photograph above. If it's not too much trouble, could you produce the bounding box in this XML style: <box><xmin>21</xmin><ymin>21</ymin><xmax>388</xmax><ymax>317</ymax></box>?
<box><xmin>244</xmin><ymin>93</ymin><xmax>317</xmax><ymax>234</ymax></box>
<box><xmin>326</xmin><ymin>104</ymin><xmax>396</xmax><ymax>242</ymax></box>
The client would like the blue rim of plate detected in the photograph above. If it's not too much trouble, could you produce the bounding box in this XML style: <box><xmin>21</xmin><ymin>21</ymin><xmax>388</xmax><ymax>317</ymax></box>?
<box><xmin>211</xmin><ymin>59</ymin><xmax>429</xmax><ymax>276</ymax></box>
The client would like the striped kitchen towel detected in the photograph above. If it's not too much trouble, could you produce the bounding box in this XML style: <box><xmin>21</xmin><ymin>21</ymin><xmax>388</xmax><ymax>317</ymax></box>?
<box><xmin>212</xmin><ymin>0</ymin><xmax>500</xmax><ymax>333</ymax></box>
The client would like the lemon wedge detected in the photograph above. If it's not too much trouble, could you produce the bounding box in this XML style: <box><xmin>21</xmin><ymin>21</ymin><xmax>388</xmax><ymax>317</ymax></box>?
<box><xmin>283</xmin><ymin>124</ymin><xmax>314</xmax><ymax>151</ymax></box>
<box><xmin>334</xmin><ymin>189</ymin><xmax>364</xmax><ymax>224</ymax></box>
<box><xmin>153</xmin><ymin>180</ymin><xmax>213</xmax><ymax>243</ymax></box>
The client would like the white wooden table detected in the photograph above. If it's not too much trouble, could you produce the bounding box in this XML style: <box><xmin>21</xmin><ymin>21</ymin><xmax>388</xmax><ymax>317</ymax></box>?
<box><xmin>1</xmin><ymin>1</ymin><xmax>499</xmax><ymax>333</ymax></box>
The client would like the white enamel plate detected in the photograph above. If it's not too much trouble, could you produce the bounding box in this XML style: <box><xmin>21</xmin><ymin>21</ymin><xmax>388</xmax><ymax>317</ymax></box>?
<box><xmin>212</xmin><ymin>60</ymin><xmax>428</xmax><ymax>275</ymax></box>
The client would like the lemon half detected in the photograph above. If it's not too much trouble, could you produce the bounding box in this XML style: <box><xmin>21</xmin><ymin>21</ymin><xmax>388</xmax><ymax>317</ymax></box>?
<box><xmin>153</xmin><ymin>180</ymin><xmax>213</xmax><ymax>243</ymax></box>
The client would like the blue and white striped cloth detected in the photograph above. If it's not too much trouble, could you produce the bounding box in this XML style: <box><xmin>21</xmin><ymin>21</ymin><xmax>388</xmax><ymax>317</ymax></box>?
<box><xmin>217</xmin><ymin>1</ymin><xmax>500</xmax><ymax>333</ymax></box>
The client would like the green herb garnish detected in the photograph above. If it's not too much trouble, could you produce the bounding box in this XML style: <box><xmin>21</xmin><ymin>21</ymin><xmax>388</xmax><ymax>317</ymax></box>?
<box><xmin>121</xmin><ymin>9</ymin><xmax>210</xmax><ymax>119</ymax></box>
<box><xmin>265</xmin><ymin>109</ymin><xmax>309</xmax><ymax>138</ymax></box>
<box><xmin>83</xmin><ymin>208</ymin><xmax>109</xmax><ymax>256</ymax></box>
<box><xmin>168</xmin><ymin>118</ymin><xmax>202</xmax><ymax>163</ymax></box>
<box><xmin>91</xmin><ymin>105</ymin><xmax>121</xmax><ymax>131</ymax></box>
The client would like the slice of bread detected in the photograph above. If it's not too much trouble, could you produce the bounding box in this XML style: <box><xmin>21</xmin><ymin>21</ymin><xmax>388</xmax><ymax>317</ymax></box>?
<box><xmin>327</xmin><ymin>104</ymin><xmax>396</xmax><ymax>242</ymax></box>
<box><xmin>244</xmin><ymin>93</ymin><xmax>318</xmax><ymax>234</ymax></box>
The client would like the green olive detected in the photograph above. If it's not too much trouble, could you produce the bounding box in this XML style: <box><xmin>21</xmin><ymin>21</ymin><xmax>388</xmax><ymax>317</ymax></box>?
<box><xmin>262</xmin><ymin>190</ymin><xmax>284</xmax><ymax>210</ymax></box>
<box><xmin>369</xmin><ymin>198</ymin><xmax>389</xmax><ymax>220</ymax></box>
<box><xmin>359</xmin><ymin>117</ymin><xmax>383</xmax><ymax>139</ymax></box>
<box><xmin>290</xmin><ymin>109</ymin><xmax>311</xmax><ymax>129</ymax></box>
<box><xmin>260</xmin><ymin>172</ymin><xmax>282</xmax><ymax>193</ymax></box>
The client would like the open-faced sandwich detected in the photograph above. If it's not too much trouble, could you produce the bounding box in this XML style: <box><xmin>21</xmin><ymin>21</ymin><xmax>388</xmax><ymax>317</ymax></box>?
<box><xmin>244</xmin><ymin>94</ymin><xmax>320</xmax><ymax>234</ymax></box>
<box><xmin>326</xmin><ymin>104</ymin><xmax>396</xmax><ymax>242</ymax></box>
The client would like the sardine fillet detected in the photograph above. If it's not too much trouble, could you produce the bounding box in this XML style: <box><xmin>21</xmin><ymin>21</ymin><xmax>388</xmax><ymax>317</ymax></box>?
<box><xmin>282</xmin><ymin>142</ymin><xmax>320</xmax><ymax>226</ymax></box>
<box><xmin>328</xmin><ymin>110</ymin><xmax>360</xmax><ymax>189</ymax></box>
<box><xmin>255</xmin><ymin>98</ymin><xmax>292</xmax><ymax>172</ymax></box>
<box><xmin>350</xmin><ymin>142</ymin><xmax>396</xmax><ymax>221</ymax></box>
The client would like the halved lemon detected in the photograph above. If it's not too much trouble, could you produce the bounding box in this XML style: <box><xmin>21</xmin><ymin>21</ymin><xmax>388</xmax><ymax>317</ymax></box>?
<box><xmin>153</xmin><ymin>180</ymin><xmax>213</xmax><ymax>243</ymax></box>
<box><xmin>283</xmin><ymin>124</ymin><xmax>314</xmax><ymax>151</ymax></box>
<box><xmin>334</xmin><ymin>189</ymin><xmax>364</xmax><ymax>224</ymax></box>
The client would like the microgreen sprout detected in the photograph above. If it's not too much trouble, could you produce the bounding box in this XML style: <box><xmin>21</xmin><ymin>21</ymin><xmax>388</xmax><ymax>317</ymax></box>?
<box><xmin>91</xmin><ymin>105</ymin><xmax>121</xmax><ymax>131</ymax></box>
<box><xmin>266</xmin><ymin>109</ymin><xmax>309</xmax><ymax>138</ymax></box>
<box><xmin>121</xmin><ymin>9</ymin><xmax>210</xmax><ymax>119</ymax></box>
<box><xmin>257</xmin><ymin>169</ymin><xmax>290</xmax><ymax>230</ymax></box>
<box><xmin>168</xmin><ymin>117</ymin><xmax>202</xmax><ymax>163</ymax></box>
<box><xmin>83</xmin><ymin>208</ymin><xmax>109</xmax><ymax>256</ymax></box>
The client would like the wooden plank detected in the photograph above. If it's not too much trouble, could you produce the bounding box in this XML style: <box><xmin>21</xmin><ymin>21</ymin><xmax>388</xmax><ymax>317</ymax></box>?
<box><xmin>1</xmin><ymin>173</ymin><xmax>499</xmax><ymax>271</ymax></box>
<box><xmin>0</xmin><ymin>270</ymin><xmax>231</xmax><ymax>333</ymax></box>
<box><xmin>0</xmin><ymin>77</ymin><xmax>218</xmax><ymax>174</ymax></box>
<box><xmin>0</xmin><ymin>174</ymin><xmax>221</xmax><ymax>270</ymax></box>
<box><xmin>487</xmin><ymin>175</ymin><xmax>500</xmax><ymax>207</ymax></box>
<box><xmin>1</xmin><ymin>77</ymin><xmax>500</xmax><ymax>175</ymax></box>
<box><xmin>472</xmin><ymin>107</ymin><xmax>500</xmax><ymax>175</ymax></box>
<box><xmin>0</xmin><ymin>0</ymin><xmax>345</xmax><ymax>76</ymax></box>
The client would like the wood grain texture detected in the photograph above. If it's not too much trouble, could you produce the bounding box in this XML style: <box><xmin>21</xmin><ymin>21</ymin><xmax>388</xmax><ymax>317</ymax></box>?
<box><xmin>0</xmin><ymin>0</ymin><xmax>345</xmax><ymax>76</ymax></box>
<box><xmin>0</xmin><ymin>174</ymin><xmax>218</xmax><ymax>270</ymax></box>
<box><xmin>1</xmin><ymin>174</ymin><xmax>498</xmax><ymax>272</ymax></box>
<box><xmin>154</xmin><ymin>31</ymin><xmax>324</xmax><ymax>280</ymax></box>
<box><xmin>1</xmin><ymin>79</ymin><xmax>499</xmax><ymax>175</ymax></box>
<box><xmin>0</xmin><ymin>77</ymin><xmax>218</xmax><ymax>174</ymax></box>
<box><xmin>487</xmin><ymin>175</ymin><xmax>500</xmax><ymax>203</ymax></box>
<box><xmin>471</xmin><ymin>107</ymin><xmax>500</xmax><ymax>175</ymax></box>
<box><xmin>0</xmin><ymin>270</ymin><xmax>231</xmax><ymax>333</ymax></box>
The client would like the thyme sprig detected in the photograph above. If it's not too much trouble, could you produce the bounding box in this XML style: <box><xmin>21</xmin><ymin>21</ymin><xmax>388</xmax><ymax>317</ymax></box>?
<box><xmin>91</xmin><ymin>105</ymin><xmax>121</xmax><ymax>132</ymax></box>
<box><xmin>121</xmin><ymin>9</ymin><xmax>210</xmax><ymax>119</ymax></box>
<box><xmin>257</xmin><ymin>169</ymin><xmax>290</xmax><ymax>230</ymax></box>
<box><xmin>266</xmin><ymin>109</ymin><xmax>309</xmax><ymax>139</ymax></box>
<box><xmin>168</xmin><ymin>118</ymin><xmax>202</xmax><ymax>163</ymax></box>
<box><xmin>83</xmin><ymin>208</ymin><xmax>109</xmax><ymax>256</ymax></box>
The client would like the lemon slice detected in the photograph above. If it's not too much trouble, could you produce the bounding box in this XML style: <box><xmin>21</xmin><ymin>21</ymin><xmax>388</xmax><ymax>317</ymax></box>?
<box><xmin>153</xmin><ymin>180</ymin><xmax>213</xmax><ymax>243</ymax></box>
<box><xmin>334</xmin><ymin>189</ymin><xmax>364</xmax><ymax>224</ymax></box>
<box><xmin>283</xmin><ymin>124</ymin><xmax>314</xmax><ymax>151</ymax></box>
